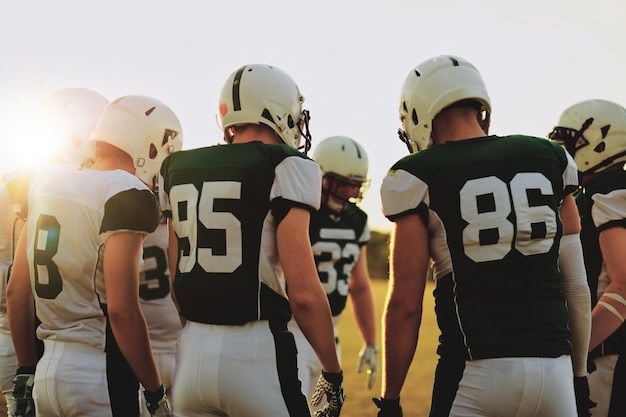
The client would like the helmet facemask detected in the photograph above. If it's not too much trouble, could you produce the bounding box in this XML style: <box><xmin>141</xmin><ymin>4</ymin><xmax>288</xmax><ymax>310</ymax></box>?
<box><xmin>549</xmin><ymin>117</ymin><xmax>593</xmax><ymax>160</ymax></box>
<box><xmin>312</xmin><ymin>135</ymin><xmax>370</xmax><ymax>214</ymax></box>
<box><xmin>322</xmin><ymin>172</ymin><xmax>370</xmax><ymax>215</ymax></box>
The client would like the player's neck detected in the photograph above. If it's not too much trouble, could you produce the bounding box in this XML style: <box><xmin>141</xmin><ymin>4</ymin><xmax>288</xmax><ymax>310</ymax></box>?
<box><xmin>91</xmin><ymin>155</ymin><xmax>135</xmax><ymax>175</ymax></box>
<box><xmin>432</xmin><ymin>107</ymin><xmax>486</xmax><ymax>144</ymax></box>
<box><xmin>231</xmin><ymin>125</ymin><xmax>282</xmax><ymax>145</ymax></box>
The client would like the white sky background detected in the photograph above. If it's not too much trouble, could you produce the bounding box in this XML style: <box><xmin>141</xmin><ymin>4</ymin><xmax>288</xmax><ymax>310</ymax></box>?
<box><xmin>1</xmin><ymin>0</ymin><xmax>625</xmax><ymax>231</ymax></box>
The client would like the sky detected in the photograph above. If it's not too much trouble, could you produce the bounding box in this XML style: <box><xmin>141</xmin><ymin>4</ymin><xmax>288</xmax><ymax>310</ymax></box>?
<box><xmin>1</xmin><ymin>0</ymin><xmax>625</xmax><ymax>231</ymax></box>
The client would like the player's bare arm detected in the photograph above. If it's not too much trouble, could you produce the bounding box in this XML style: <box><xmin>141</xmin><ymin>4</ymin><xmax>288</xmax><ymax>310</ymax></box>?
<box><xmin>6</xmin><ymin>226</ymin><xmax>38</xmax><ymax>367</ymax></box>
<box><xmin>560</xmin><ymin>194</ymin><xmax>581</xmax><ymax>235</ymax></box>
<box><xmin>103</xmin><ymin>231</ymin><xmax>162</xmax><ymax>392</ymax></box>
<box><xmin>278</xmin><ymin>206</ymin><xmax>341</xmax><ymax>374</ymax></box>
<box><xmin>382</xmin><ymin>213</ymin><xmax>429</xmax><ymax>400</ymax></box>
<box><xmin>349</xmin><ymin>246</ymin><xmax>377</xmax><ymax>346</ymax></box>
<box><xmin>590</xmin><ymin>226</ymin><xmax>626</xmax><ymax>350</ymax></box>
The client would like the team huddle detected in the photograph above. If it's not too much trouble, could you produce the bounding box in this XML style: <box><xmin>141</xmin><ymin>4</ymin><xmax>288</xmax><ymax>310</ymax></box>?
<box><xmin>0</xmin><ymin>56</ymin><xmax>624</xmax><ymax>417</ymax></box>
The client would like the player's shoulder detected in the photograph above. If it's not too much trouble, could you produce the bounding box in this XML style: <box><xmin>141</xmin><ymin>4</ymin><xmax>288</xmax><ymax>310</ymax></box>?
<box><xmin>100</xmin><ymin>167</ymin><xmax>150</xmax><ymax>192</ymax></box>
<box><xmin>585</xmin><ymin>169</ymin><xmax>626</xmax><ymax>195</ymax></box>
<box><xmin>506</xmin><ymin>134</ymin><xmax>567</xmax><ymax>156</ymax></box>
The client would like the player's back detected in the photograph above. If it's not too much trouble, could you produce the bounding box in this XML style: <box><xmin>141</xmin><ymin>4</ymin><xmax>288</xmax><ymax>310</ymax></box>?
<box><xmin>26</xmin><ymin>163</ymin><xmax>158</xmax><ymax>349</ymax></box>
<box><xmin>139</xmin><ymin>220</ymin><xmax>182</xmax><ymax>352</ymax></box>
<box><xmin>160</xmin><ymin>142</ymin><xmax>321</xmax><ymax>325</ymax></box>
<box><xmin>382</xmin><ymin>134</ymin><xmax>579</xmax><ymax>359</ymax></box>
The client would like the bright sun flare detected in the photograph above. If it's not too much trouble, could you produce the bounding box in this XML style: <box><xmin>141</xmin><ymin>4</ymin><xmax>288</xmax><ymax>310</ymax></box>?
<box><xmin>1</xmin><ymin>95</ymin><xmax>63</xmax><ymax>176</ymax></box>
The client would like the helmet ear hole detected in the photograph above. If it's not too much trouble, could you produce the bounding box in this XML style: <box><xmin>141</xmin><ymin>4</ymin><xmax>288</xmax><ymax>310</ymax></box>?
<box><xmin>261</xmin><ymin>109</ymin><xmax>275</xmax><ymax>124</ymax></box>
<box><xmin>594</xmin><ymin>142</ymin><xmax>606</xmax><ymax>153</ymax></box>
<box><xmin>411</xmin><ymin>109</ymin><xmax>419</xmax><ymax>126</ymax></box>
<box><xmin>149</xmin><ymin>143</ymin><xmax>158</xmax><ymax>159</ymax></box>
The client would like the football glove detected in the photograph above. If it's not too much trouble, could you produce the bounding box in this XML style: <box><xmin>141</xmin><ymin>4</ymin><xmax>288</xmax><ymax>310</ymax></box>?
<box><xmin>144</xmin><ymin>384</ymin><xmax>173</xmax><ymax>417</ymax></box>
<box><xmin>573</xmin><ymin>376</ymin><xmax>596</xmax><ymax>417</ymax></box>
<box><xmin>11</xmin><ymin>366</ymin><xmax>35</xmax><ymax>417</ymax></box>
<box><xmin>372</xmin><ymin>397</ymin><xmax>403</xmax><ymax>417</ymax></box>
<box><xmin>311</xmin><ymin>370</ymin><xmax>345</xmax><ymax>417</ymax></box>
<box><xmin>357</xmin><ymin>343</ymin><xmax>379</xmax><ymax>389</ymax></box>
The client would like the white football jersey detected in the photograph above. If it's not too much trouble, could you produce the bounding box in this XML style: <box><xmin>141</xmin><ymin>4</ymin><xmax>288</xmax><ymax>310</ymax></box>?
<box><xmin>26</xmin><ymin>164</ymin><xmax>159</xmax><ymax>350</ymax></box>
<box><xmin>139</xmin><ymin>220</ymin><xmax>182</xmax><ymax>353</ymax></box>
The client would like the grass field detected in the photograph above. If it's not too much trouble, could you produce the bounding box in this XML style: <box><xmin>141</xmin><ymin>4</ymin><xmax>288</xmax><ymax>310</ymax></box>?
<box><xmin>338</xmin><ymin>277</ymin><xmax>438</xmax><ymax>417</ymax></box>
<box><xmin>0</xmin><ymin>278</ymin><xmax>439</xmax><ymax>417</ymax></box>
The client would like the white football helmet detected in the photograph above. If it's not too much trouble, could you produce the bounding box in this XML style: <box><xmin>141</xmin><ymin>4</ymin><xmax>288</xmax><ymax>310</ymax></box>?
<box><xmin>312</xmin><ymin>135</ymin><xmax>370</xmax><ymax>213</ymax></box>
<box><xmin>219</xmin><ymin>64</ymin><xmax>312</xmax><ymax>154</ymax></box>
<box><xmin>90</xmin><ymin>95</ymin><xmax>183</xmax><ymax>186</ymax></box>
<box><xmin>398</xmin><ymin>55</ymin><xmax>491</xmax><ymax>153</ymax></box>
<box><xmin>549</xmin><ymin>99</ymin><xmax>626</xmax><ymax>174</ymax></box>
<box><xmin>39</xmin><ymin>88</ymin><xmax>108</xmax><ymax>168</ymax></box>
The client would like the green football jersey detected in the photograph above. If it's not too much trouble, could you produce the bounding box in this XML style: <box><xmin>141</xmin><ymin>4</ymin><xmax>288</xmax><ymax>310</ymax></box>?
<box><xmin>381</xmin><ymin>135</ymin><xmax>579</xmax><ymax>360</ymax></box>
<box><xmin>160</xmin><ymin>142</ymin><xmax>321</xmax><ymax>325</ymax></box>
<box><xmin>309</xmin><ymin>203</ymin><xmax>369</xmax><ymax>317</ymax></box>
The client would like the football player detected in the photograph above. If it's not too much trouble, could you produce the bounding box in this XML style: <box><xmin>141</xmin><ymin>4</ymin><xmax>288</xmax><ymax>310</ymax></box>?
<box><xmin>289</xmin><ymin>135</ymin><xmax>378</xmax><ymax>409</ymax></box>
<box><xmin>550</xmin><ymin>99</ymin><xmax>626</xmax><ymax>417</ymax></box>
<box><xmin>375</xmin><ymin>55</ymin><xmax>591</xmax><ymax>417</ymax></box>
<box><xmin>0</xmin><ymin>87</ymin><xmax>107</xmax><ymax>417</ymax></box>
<box><xmin>160</xmin><ymin>63</ymin><xmax>344</xmax><ymax>417</ymax></box>
<box><xmin>139</xmin><ymin>209</ymin><xmax>182</xmax><ymax>417</ymax></box>
<box><xmin>7</xmin><ymin>95</ymin><xmax>182</xmax><ymax>416</ymax></box>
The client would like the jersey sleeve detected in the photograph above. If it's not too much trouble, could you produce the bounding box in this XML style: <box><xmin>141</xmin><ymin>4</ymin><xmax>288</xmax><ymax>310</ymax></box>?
<box><xmin>359</xmin><ymin>220</ymin><xmax>371</xmax><ymax>246</ymax></box>
<box><xmin>271</xmin><ymin>156</ymin><xmax>321</xmax><ymax>212</ymax></box>
<box><xmin>562</xmin><ymin>149</ymin><xmax>580</xmax><ymax>195</ymax></box>
<box><xmin>591</xmin><ymin>189</ymin><xmax>626</xmax><ymax>232</ymax></box>
<box><xmin>101</xmin><ymin>188</ymin><xmax>160</xmax><ymax>236</ymax></box>
<box><xmin>380</xmin><ymin>167</ymin><xmax>429</xmax><ymax>221</ymax></box>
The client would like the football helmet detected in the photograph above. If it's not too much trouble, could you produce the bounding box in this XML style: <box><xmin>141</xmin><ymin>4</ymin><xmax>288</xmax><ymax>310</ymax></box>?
<box><xmin>398</xmin><ymin>55</ymin><xmax>491</xmax><ymax>153</ymax></box>
<box><xmin>312</xmin><ymin>135</ymin><xmax>370</xmax><ymax>213</ymax></box>
<box><xmin>39</xmin><ymin>88</ymin><xmax>108</xmax><ymax>168</ymax></box>
<box><xmin>90</xmin><ymin>95</ymin><xmax>183</xmax><ymax>186</ymax></box>
<box><xmin>549</xmin><ymin>99</ymin><xmax>626</xmax><ymax>174</ymax></box>
<box><xmin>219</xmin><ymin>64</ymin><xmax>312</xmax><ymax>154</ymax></box>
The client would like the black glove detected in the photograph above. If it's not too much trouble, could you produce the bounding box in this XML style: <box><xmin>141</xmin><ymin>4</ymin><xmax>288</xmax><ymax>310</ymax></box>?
<box><xmin>372</xmin><ymin>397</ymin><xmax>403</xmax><ymax>417</ymax></box>
<box><xmin>573</xmin><ymin>376</ymin><xmax>596</xmax><ymax>417</ymax></box>
<box><xmin>311</xmin><ymin>370</ymin><xmax>345</xmax><ymax>417</ymax></box>
<box><xmin>144</xmin><ymin>384</ymin><xmax>173</xmax><ymax>417</ymax></box>
<box><xmin>11</xmin><ymin>366</ymin><xmax>35</xmax><ymax>417</ymax></box>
